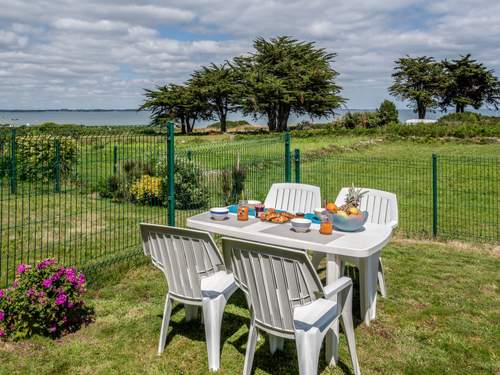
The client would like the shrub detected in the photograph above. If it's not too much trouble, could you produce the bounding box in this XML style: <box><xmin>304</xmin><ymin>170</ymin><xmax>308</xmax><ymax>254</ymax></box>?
<box><xmin>157</xmin><ymin>157</ymin><xmax>209</xmax><ymax>209</ymax></box>
<box><xmin>438</xmin><ymin>111</ymin><xmax>482</xmax><ymax>124</ymax></box>
<box><xmin>0</xmin><ymin>259</ymin><xmax>94</xmax><ymax>340</ymax></box>
<box><xmin>15</xmin><ymin>136</ymin><xmax>77</xmax><ymax>181</ymax></box>
<box><xmin>130</xmin><ymin>175</ymin><xmax>163</xmax><ymax>204</ymax></box>
<box><xmin>377</xmin><ymin>100</ymin><xmax>399</xmax><ymax>125</ymax></box>
<box><xmin>221</xmin><ymin>158</ymin><xmax>246</xmax><ymax>205</ymax></box>
<box><xmin>122</xmin><ymin>160</ymin><xmax>154</xmax><ymax>182</ymax></box>
<box><xmin>342</xmin><ymin>112</ymin><xmax>382</xmax><ymax>129</ymax></box>
<box><xmin>98</xmin><ymin>175</ymin><xmax>124</xmax><ymax>200</ymax></box>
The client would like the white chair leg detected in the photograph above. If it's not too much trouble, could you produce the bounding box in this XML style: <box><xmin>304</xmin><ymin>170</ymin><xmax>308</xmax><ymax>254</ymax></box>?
<box><xmin>268</xmin><ymin>334</ymin><xmax>285</xmax><ymax>354</ymax></box>
<box><xmin>158</xmin><ymin>294</ymin><xmax>173</xmax><ymax>355</ymax></box>
<box><xmin>243</xmin><ymin>320</ymin><xmax>258</xmax><ymax>375</ymax></box>
<box><xmin>202</xmin><ymin>295</ymin><xmax>228</xmax><ymax>372</ymax></box>
<box><xmin>185</xmin><ymin>305</ymin><xmax>199</xmax><ymax>322</ymax></box>
<box><xmin>311</xmin><ymin>252</ymin><xmax>324</xmax><ymax>269</ymax></box>
<box><xmin>295</xmin><ymin>328</ymin><xmax>324</xmax><ymax>375</ymax></box>
<box><xmin>340</xmin><ymin>286</ymin><xmax>361</xmax><ymax>375</ymax></box>
<box><xmin>378</xmin><ymin>258</ymin><xmax>387</xmax><ymax>298</ymax></box>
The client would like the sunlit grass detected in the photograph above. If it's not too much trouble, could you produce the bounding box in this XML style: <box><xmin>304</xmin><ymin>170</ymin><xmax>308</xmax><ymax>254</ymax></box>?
<box><xmin>0</xmin><ymin>239</ymin><xmax>498</xmax><ymax>374</ymax></box>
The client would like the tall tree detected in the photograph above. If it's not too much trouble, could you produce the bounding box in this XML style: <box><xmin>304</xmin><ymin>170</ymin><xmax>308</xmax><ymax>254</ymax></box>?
<box><xmin>189</xmin><ymin>63</ymin><xmax>239</xmax><ymax>133</ymax></box>
<box><xmin>389</xmin><ymin>56</ymin><xmax>444</xmax><ymax>119</ymax></box>
<box><xmin>233</xmin><ymin>36</ymin><xmax>345</xmax><ymax>132</ymax></box>
<box><xmin>139</xmin><ymin>84</ymin><xmax>211</xmax><ymax>134</ymax></box>
<box><xmin>440</xmin><ymin>54</ymin><xmax>500</xmax><ymax>113</ymax></box>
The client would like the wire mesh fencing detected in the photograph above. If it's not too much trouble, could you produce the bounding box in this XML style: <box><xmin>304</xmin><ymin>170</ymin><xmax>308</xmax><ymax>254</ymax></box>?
<box><xmin>0</xmin><ymin>129</ymin><xmax>498</xmax><ymax>288</ymax></box>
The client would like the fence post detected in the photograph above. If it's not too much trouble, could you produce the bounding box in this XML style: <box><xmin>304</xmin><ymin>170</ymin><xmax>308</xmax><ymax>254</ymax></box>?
<box><xmin>54</xmin><ymin>139</ymin><xmax>61</xmax><ymax>193</ymax></box>
<box><xmin>167</xmin><ymin>121</ymin><xmax>175</xmax><ymax>226</ymax></box>
<box><xmin>294</xmin><ymin>148</ymin><xmax>301</xmax><ymax>183</ymax></box>
<box><xmin>432</xmin><ymin>154</ymin><xmax>438</xmax><ymax>237</ymax></box>
<box><xmin>10</xmin><ymin>128</ymin><xmax>16</xmax><ymax>194</ymax></box>
<box><xmin>284</xmin><ymin>132</ymin><xmax>291</xmax><ymax>182</ymax></box>
<box><xmin>113</xmin><ymin>144</ymin><xmax>118</xmax><ymax>175</ymax></box>
<box><xmin>187</xmin><ymin>150</ymin><xmax>192</xmax><ymax>161</ymax></box>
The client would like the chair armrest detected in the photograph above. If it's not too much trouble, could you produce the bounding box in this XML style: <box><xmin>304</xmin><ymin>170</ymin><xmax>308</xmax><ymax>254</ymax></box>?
<box><xmin>388</xmin><ymin>220</ymin><xmax>398</xmax><ymax>229</ymax></box>
<box><xmin>323</xmin><ymin>277</ymin><xmax>352</xmax><ymax>299</ymax></box>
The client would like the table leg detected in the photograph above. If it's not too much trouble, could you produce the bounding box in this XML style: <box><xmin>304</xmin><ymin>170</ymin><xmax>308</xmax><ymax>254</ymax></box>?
<box><xmin>325</xmin><ymin>253</ymin><xmax>341</xmax><ymax>366</ymax></box>
<box><xmin>359</xmin><ymin>252</ymin><xmax>380</xmax><ymax>326</ymax></box>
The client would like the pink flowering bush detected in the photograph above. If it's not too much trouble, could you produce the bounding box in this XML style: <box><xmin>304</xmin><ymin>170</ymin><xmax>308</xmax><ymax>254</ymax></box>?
<box><xmin>0</xmin><ymin>258</ymin><xmax>94</xmax><ymax>339</ymax></box>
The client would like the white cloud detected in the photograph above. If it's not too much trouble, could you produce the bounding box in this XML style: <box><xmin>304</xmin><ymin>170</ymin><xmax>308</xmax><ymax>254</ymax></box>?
<box><xmin>0</xmin><ymin>0</ymin><xmax>499</xmax><ymax>109</ymax></box>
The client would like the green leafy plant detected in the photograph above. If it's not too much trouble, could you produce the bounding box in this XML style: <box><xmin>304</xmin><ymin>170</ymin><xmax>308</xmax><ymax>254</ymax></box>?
<box><xmin>0</xmin><ymin>259</ymin><xmax>94</xmax><ymax>340</ymax></box>
<box><xmin>341</xmin><ymin>112</ymin><xmax>381</xmax><ymax>129</ymax></box>
<box><xmin>221</xmin><ymin>156</ymin><xmax>247</xmax><ymax>205</ymax></box>
<box><xmin>377</xmin><ymin>100</ymin><xmax>399</xmax><ymax>125</ymax></box>
<box><xmin>16</xmin><ymin>136</ymin><xmax>77</xmax><ymax>181</ymax></box>
<box><xmin>156</xmin><ymin>157</ymin><xmax>209</xmax><ymax>209</ymax></box>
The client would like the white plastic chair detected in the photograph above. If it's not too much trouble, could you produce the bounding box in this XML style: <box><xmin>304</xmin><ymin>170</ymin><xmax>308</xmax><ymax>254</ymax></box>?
<box><xmin>335</xmin><ymin>188</ymin><xmax>398</xmax><ymax>298</ymax></box>
<box><xmin>140</xmin><ymin>224</ymin><xmax>237</xmax><ymax>372</ymax></box>
<box><xmin>222</xmin><ymin>238</ymin><xmax>360</xmax><ymax>375</ymax></box>
<box><xmin>264</xmin><ymin>183</ymin><xmax>321</xmax><ymax>214</ymax></box>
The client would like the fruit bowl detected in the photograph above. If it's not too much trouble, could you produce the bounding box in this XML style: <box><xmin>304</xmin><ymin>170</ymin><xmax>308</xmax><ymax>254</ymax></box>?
<box><xmin>331</xmin><ymin>211</ymin><xmax>369</xmax><ymax>232</ymax></box>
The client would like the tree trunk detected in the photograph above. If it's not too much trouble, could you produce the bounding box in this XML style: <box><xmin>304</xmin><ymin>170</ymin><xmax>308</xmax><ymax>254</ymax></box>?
<box><xmin>266</xmin><ymin>109</ymin><xmax>277</xmax><ymax>131</ymax></box>
<box><xmin>277</xmin><ymin>105</ymin><xmax>290</xmax><ymax>132</ymax></box>
<box><xmin>455</xmin><ymin>103</ymin><xmax>465</xmax><ymax>113</ymax></box>
<box><xmin>417</xmin><ymin>102</ymin><xmax>426</xmax><ymax>119</ymax></box>
<box><xmin>180</xmin><ymin>115</ymin><xmax>186</xmax><ymax>134</ymax></box>
<box><xmin>219</xmin><ymin>112</ymin><xmax>227</xmax><ymax>133</ymax></box>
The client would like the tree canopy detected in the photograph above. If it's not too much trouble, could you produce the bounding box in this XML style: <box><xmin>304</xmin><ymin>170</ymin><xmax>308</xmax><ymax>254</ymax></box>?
<box><xmin>139</xmin><ymin>84</ymin><xmax>211</xmax><ymax>134</ymax></box>
<box><xmin>189</xmin><ymin>63</ymin><xmax>240</xmax><ymax>133</ymax></box>
<box><xmin>232</xmin><ymin>36</ymin><xmax>345</xmax><ymax>131</ymax></box>
<box><xmin>440</xmin><ymin>54</ymin><xmax>500</xmax><ymax>113</ymax></box>
<box><xmin>389</xmin><ymin>56</ymin><xmax>444</xmax><ymax>119</ymax></box>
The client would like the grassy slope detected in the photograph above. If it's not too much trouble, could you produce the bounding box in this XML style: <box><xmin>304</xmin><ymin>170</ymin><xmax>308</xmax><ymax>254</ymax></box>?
<box><xmin>0</xmin><ymin>239</ymin><xmax>498</xmax><ymax>374</ymax></box>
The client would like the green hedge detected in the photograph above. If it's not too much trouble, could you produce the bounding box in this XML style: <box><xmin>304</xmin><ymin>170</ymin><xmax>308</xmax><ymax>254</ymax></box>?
<box><xmin>16</xmin><ymin>136</ymin><xmax>77</xmax><ymax>181</ymax></box>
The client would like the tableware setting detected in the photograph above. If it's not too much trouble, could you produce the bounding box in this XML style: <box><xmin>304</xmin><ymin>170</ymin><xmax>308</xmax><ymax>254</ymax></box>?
<box><xmin>290</xmin><ymin>218</ymin><xmax>312</xmax><ymax>233</ymax></box>
<box><xmin>210</xmin><ymin>207</ymin><xmax>229</xmax><ymax>221</ymax></box>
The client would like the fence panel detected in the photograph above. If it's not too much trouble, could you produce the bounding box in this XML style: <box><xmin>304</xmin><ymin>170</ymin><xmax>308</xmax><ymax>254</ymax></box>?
<box><xmin>0</xmin><ymin>132</ymin><xmax>166</xmax><ymax>287</ymax></box>
<box><xmin>0</xmin><ymin>130</ymin><xmax>498</xmax><ymax>288</ymax></box>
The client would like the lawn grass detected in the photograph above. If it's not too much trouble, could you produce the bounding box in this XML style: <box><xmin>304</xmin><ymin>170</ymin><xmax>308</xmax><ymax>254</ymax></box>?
<box><xmin>1</xmin><ymin>134</ymin><xmax>499</xmax><ymax>287</ymax></box>
<box><xmin>0</xmin><ymin>239</ymin><xmax>498</xmax><ymax>374</ymax></box>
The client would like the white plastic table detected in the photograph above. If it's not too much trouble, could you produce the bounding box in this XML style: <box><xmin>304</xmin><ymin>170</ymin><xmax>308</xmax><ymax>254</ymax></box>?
<box><xmin>187</xmin><ymin>212</ymin><xmax>392</xmax><ymax>365</ymax></box>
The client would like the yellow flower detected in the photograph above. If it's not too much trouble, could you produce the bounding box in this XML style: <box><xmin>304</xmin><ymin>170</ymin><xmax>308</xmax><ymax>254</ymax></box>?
<box><xmin>130</xmin><ymin>175</ymin><xmax>162</xmax><ymax>203</ymax></box>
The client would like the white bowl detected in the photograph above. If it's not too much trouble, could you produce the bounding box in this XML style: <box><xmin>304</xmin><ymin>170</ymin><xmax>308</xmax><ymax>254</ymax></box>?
<box><xmin>291</xmin><ymin>218</ymin><xmax>312</xmax><ymax>232</ymax></box>
<box><xmin>314</xmin><ymin>208</ymin><xmax>326</xmax><ymax>217</ymax></box>
<box><xmin>210</xmin><ymin>207</ymin><xmax>229</xmax><ymax>221</ymax></box>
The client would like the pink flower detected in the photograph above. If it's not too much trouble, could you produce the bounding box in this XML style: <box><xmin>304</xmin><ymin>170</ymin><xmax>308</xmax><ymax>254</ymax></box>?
<box><xmin>42</xmin><ymin>278</ymin><xmax>52</xmax><ymax>288</ymax></box>
<box><xmin>12</xmin><ymin>280</ymin><xmax>18</xmax><ymax>288</ymax></box>
<box><xmin>78</xmin><ymin>273</ymin><xmax>86</xmax><ymax>286</ymax></box>
<box><xmin>26</xmin><ymin>289</ymin><xmax>35</xmax><ymax>298</ymax></box>
<box><xmin>17</xmin><ymin>264</ymin><xmax>30</xmax><ymax>274</ymax></box>
<box><xmin>37</xmin><ymin>258</ymin><xmax>56</xmax><ymax>270</ymax></box>
<box><xmin>49</xmin><ymin>325</ymin><xmax>57</xmax><ymax>333</ymax></box>
<box><xmin>65</xmin><ymin>268</ymin><xmax>78</xmax><ymax>284</ymax></box>
<box><xmin>0</xmin><ymin>310</ymin><xmax>5</xmax><ymax>321</ymax></box>
<box><xmin>37</xmin><ymin>291</ymin><xmax>45</xmax><ymax>298</ymax></box>
<box><xmin>0</xmin><ymin>290</ymin><xmax>4</xmax><ymax>298</ymax></box>
<box><xmin>0</xmin><ymin>330</ymin><xmax>4</xmax><ymax>337</ymax></box>
<box><xmin>55</xmin><ymin>293</ymin><xmax>67</xmax><ymax>306</ymax></box>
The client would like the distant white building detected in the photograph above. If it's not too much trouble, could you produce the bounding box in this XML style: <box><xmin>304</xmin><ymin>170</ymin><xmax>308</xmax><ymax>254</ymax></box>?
<box><xmin>405</xmin><ymin>119</ymin><xmax>438</xmax><ymax>125</ymax></box>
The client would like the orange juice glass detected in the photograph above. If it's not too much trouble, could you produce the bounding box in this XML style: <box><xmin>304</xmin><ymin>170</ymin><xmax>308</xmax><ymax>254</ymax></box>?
<box><xmin>237</xmin><ymin>206</ymin><xmax>249</xmax><ymax>221</ymax></box>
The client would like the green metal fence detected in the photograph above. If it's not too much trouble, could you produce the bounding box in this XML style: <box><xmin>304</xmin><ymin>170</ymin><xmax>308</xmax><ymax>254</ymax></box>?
<box><xmin>0</xmin><ymin>129</ymin><xmax>498</xmax><ymax>288</ymax></box>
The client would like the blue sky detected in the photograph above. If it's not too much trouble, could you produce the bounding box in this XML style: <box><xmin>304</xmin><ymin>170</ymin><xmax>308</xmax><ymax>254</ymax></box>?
<box><xmin>0</xmin><ymin>0</ymin><xmax>499</xmax><ymax>110</ymax></box>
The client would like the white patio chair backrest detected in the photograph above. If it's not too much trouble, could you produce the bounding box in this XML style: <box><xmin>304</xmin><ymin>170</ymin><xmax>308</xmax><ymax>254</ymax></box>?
<box><xmin>264</xmin><ymin>183</ymin><xmax>321</xmax><ymax>214</ymax></box>
<box><xmin>222</xmin><ymin>238</ymin><xmax>323</xmax><ymax>336</ymax></box>
<box><xmin>140</xmin><ymin>224</ymin><xmax>225</xmax><ymax>301</ymax></box>
<box><xmin>335</xmin><ymin>188</ymin><xmax>398</xmax><ymax>228</ymax></box>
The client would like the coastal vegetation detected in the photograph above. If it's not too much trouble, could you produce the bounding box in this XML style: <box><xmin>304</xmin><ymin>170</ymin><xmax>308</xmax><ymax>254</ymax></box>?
<box><xmin>389</xmin><ymin>54</ymin><xmax>500</xmax><ymax>119</ymax></box>
<box><xmin>140</xmin><ymin>36</ymin><xmax>345</xmax><ymax>133</ymax></box>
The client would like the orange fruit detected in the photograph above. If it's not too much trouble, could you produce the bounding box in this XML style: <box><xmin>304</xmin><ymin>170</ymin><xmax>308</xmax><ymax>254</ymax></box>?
<box><xmin>326</xmin><ymin>202</ymin><xmax>338</xmax><ymax>212</ymax></box>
